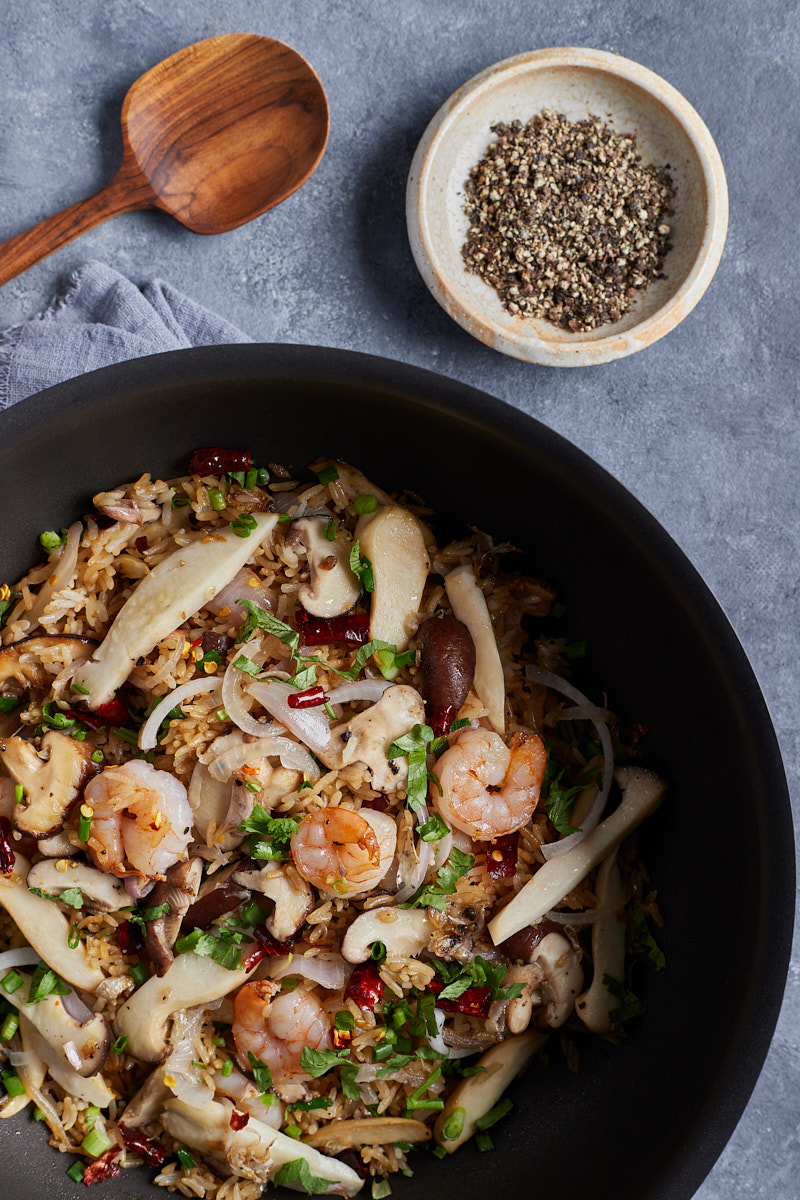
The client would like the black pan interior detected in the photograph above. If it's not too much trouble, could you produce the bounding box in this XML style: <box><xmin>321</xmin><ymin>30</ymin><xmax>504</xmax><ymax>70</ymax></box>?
<box><xmin>0</xmin><ymin>345</ymin><xmax>793</xmax><ymax>1200</ymax></box>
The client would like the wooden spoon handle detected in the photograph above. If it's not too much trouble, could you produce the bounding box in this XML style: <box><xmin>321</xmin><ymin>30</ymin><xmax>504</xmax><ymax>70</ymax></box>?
<box><xmin>0</xmin><ymin>166</ymin><xmax>154</xmax><ymax>287</ymax></box>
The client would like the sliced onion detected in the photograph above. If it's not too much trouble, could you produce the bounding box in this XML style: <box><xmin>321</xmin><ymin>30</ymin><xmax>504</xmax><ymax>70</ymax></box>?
<box><xmin>0</xmin><ymin>947</ymin><xmax>40</xmax><ymax>972</ymax></box>
<box><xmin>326</xmin><ymin>680</ymin><xmax>393</xmax><ymax>706</ymax></box>
<box><xmin>166</xmin><ymin>1005</ymin><xmax>215</xmax><ymax>1110</ymax></box>
<box><xmin>525</xmin><ymin>664</ymin><xmax>615</xmax><ymax>859</ymax></box>
<box><xmin>212</xmin><ymin>1066</ymin><xmax>282</xmax><ymax>1128</ymax></box>
<box><xmin>139</xmin><ymin>677</ymin><xmax>222</xmax><ymax>750</ymax></box>
<box><xmin>221</xmin><ymin>652</ymin><xmax>276</xmax><ymax>739</ymax></box>
<box><xmin>205</xmin><ymin>568</ymin><xmax>276</xmax><ymax>626</ymax></box>
<box><xmin>124</xmin><ymin>875</ymin><xmax>155</xmax><ymax>901</ymax></box>
<box><xmin>24</xmin><ymin>521</ymin><xmax>81</xmax><ymax>629</ymax></box>
<box><xmin>61</xmin><ymin>990</ymin><xmax>94</xmax><ymax>1023</ymax></box>
<box><xmin>545</xmin><ymin>909</ymin><xmax>601</xmax><ymax>926</ymax></box>
<box><xmin>270</xmin><ymin>951</ymin><xmax>350</xmax><ymax>992</ymax></box>
<box><xmin>393</xmin><ymin>837</ymin><xmax>432</xmax><ymax>905</ymax></box>
<box><xmin>428</xmin><ymin>1010</ymin><xmax>480</xmax><ymax>1060</ymax></box>
<box><xmin>432</xmin><ymin>830</ymin><xmax>453</xmax><ymax>871</ymax></box>
<box><xmin>248</xmin><ymin>679</ymin><xmax>331</xmax><ymax>755</ymax></box>
<box><xmin>207</xmin><ymin>734</ymin><xmax>320</xmax><ymax>783</ymax></box>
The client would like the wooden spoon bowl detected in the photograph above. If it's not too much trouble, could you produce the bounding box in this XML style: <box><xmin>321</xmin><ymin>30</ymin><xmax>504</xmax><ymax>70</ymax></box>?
<box><xmin>0</xmin><ymin>34</ymin><xmax>329</xmax><ymax>285</ymax></box>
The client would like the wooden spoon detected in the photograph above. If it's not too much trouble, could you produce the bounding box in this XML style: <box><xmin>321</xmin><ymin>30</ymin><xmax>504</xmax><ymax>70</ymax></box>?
<box><xmin>0</xmin><ymin>34</ymin><xmax>329</xmax><ymax>286</ymax></box>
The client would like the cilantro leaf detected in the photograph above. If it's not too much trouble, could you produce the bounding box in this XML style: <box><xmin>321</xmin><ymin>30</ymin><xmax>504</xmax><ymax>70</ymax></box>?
<box><xmin>417</xmin><ymin>812</ymin><xmax>450</xmax><ymax>842</ymax></box>
<box><xmin>299</xmin><ymin>1047</ymin><xmax>348</xmax><ymax>1077</ymax></box>
<box><xmin>399</xmin><ymin>846</ymin><xmax>475</xmax><ymax>911</ymax></box>
<box><xmin>28</xmin><ymin>886</ymin><xmax>84</xmax><ymax>910</ymax></box>
<box><xmin>349</xmin><ymin>540</ymin><xmax>375</xmax><ymax>593</ymax></box>
<box><xmin>247</xmin><ymin>1051</ymin><xmax>273</xmax><ymax>1093</ymax></box>
<box><xmin>239</xmin><ymin>805</ymin><xmax>299</xmax><ymax>861</ymax></box>
<box><xmin>236</xmin><ymin>601</ymin><xmax>301</xmax><ymax>652</ymax></box>
<box><xmin>339</xmin><ymin>1060</ymin><xmax>362</xmax><ymax>1101</ymax></box>
<box><xmin>544</xmin><ymin>770</ymin><xmax>584</xmax><ymax>836</ymax></box>
<box><xmin>175</xmin><ymin>924</ymin><xmax>246</xmax><ymax>971</ymax></box>
<box><xmin>632</xmin><ymin>907</ymin><xmax>666</xmax><ymax>972</ymax></box>
<box><xmin>274</xmin><ymin>1158</ymin><xmax>333</xmax><ymax>1195</ymax></box>
<box><xmin>125</xmin><ymin>902</ymin><xmax>171</xmax><ymax>930</ymax></box>
<box><xmin>27</xmin><ymin>962</ymin><xmax>72</xmax><ymax>1004</ymax></box>
<box><xmin>287</xmin><ymin>1097</ymin><xmax>333</xmax><ymax>1113</ymax></box>
<box><xmin>233</xmin><ymin>654</ymin><xmax>262</xmax><ymax>677</ymax></box>
<box><xmin>603</xmin><ymin>974</ymin><xmax>646</xmax><ymax>1023</ymax></box>
<box><xmin>431</xmin><ymin>955</ymin><xmax>525</xmax><ymax>1002</ymax></box>
<box><xmin>387</xmin><ymin>723</ymin><xmax>435</xmax><ymax>813</ymax></box>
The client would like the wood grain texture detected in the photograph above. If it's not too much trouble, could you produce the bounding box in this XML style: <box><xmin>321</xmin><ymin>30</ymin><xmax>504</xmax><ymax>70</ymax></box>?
<box><xmin>0</xmin><ymin>34</ymin><xmax>329</xmax><ymax>286</ymax></box>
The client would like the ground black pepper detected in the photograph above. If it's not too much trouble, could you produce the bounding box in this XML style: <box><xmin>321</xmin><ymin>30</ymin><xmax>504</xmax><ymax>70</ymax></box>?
<box><xmin>462</xmin><ymin>111</ymin><xmax>675</xmax><ymax>331</ymax></box>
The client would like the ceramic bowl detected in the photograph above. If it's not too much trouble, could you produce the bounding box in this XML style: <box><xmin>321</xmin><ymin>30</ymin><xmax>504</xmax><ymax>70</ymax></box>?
<box><xmin>406</xmin><ymin>47</ymin><xmax>729</xmax><ymax>366</ymax></box>
<box><xmin>0</xmin><ymin>346</ymin><xmax>792</xmax><ymax>1200</ymax></box>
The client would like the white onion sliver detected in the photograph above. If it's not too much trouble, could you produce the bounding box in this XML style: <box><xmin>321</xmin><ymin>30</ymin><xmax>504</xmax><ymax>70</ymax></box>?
<box><xmin>326</xmin><ymin>680</ymin><xmax>393</xmax><ymax>706</ymax></box>
<box><xmin>248</xmin><ymin>679</ymin><xmax>331</xmax><ymax>755</ymax></box>
<box><xmin>545</xmin><ymin>909</ymin><xmax>601</xmax><ymax>927</ymax></box>
<box><xmin>432</xmin><ymin>830</ymin><xmax>454</xmax><ymax>872</ymax></box>
<box><xmin>61</xmin><ymin>990</ymin><xmax>94</xmax><ymax>1023</ymax></box>
<box><xmin>428</xmin><ymin>1009</ymin><xmax>479</xmax><ymax>1060</ymax></box>
<box><xmin>141</xmin><ymin>639</ymin><xmax>184</xmax><ymax>692</ymax></box>
<box><xmin>208</xmin><ymin>735</ymin><xmax>320</xmax><ymax>783</ymax></box>
<box><xmin>221</xmin><ymin>653</ymin><xmax>277</xmax><ymax>739</ymax></box>
<box><xmin>393</xmin><ymin>838</ymin><xmax>432</xmax><ymax>905</ymax></box>
<box><xmin>0</xmin><ymin>947</ymin><xmax>40</xmax><ymax>972</ymax></box>
<box><xmin>525</xmin><ymin>664</ymin><xmax>615</xmax><ymax>859</ymax></box>
<box><xmin>559</xmin><ymin>705</ymin><xmax>614</xmax><ymax>723</ymax></box>
<box><xmin>139</xmin><ymin>677</ymin><xmax>222</xmax><ymax>750</ymax></box>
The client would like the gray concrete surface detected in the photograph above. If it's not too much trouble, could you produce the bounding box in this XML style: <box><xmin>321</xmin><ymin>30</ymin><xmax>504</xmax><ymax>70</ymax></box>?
<box><xmin>0</xmin><ymin>1</ymin><xmax>798</xmax><ymax>1195</ymax></box>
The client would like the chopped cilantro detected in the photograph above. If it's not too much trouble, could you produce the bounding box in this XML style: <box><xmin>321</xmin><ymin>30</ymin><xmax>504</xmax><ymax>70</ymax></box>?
<box><xmin>274</xmin><ymin>1157</ymin><xmax>333</xmax><ymax>1195</ymax></box>
<box><xmin>317</xmin><ymin>465</ymin><xmax>340</xmax><ymax>485</ymax></box>
<box><xmin>238</xmin><ymin>805</ymin><xmax>299</xmax><ymax>861</ymax></box>
<box><xmin>28</xmin><ymin>886</ymin><xmax>84</xmax><ymax>910</ymax></box>
<box><xmin>543</xmin><ymin>769</ymin><xmax>584</xmax><ymax>836</ymax></box>
<box><xmin>288</xmin><ymin>1096</ymin><xmax>334</xmax><ymax>1113</ymax></box>
<box><xmin>399</xmin><ymin>846</ymin><xmax>475</xmax><ymax>911</ymax></box>
<box><xmin>0</xmin><ymin>696</ymin><xmax>20</xmax><ymax>714</ymax></box>
<box><xmin>334</xmin><ymin>1010</ymin><xmax>355</xmax><ymax>1031</ymax></box>
<box><xmin>174</xmin><ymin>923</ymin><xmax>247</xmax><ymax>971</ymax></box>
<box><xmin>430</xmin><ymin>956</ymin><xmax>525</xmax><ymax>1002</ymax></box>
<box><xmin>125</xmin><ymin>902</ymin><xmax>171</xmax><ymax>930</ymax></box>
<box><xmin>632</xmin><ymin>907</ymin><xmax>666</xmax><ymax>972</ymax></box>
<box><xmin>27</xmin><ymin>962</ymin><xmax>72</xmax><ymax>1005</ymax></box>
<box><xmin>349</xmin><ymin>540</ymin><xmax>375</xmax><ymax>593</ymax></box>
<box><xmin>604</xmin><ymin>974</ymin><xmax>647</xmax><ymax>1023</ymax></box>
<box><xmin>248</xmin><ymin>1051</ymin><xmax>274</xmax><ymax>1093</ymax></box>
<box><xmin>387</xmin><ymin>723</ymin><xmax>435</xmax><ymax>813</ymax></box>
<box><xmin>417</xmin><ymin>812</ymin><xmax>449</xmax><ymax>842</ymax></box>
<box><xmin>299</xmin><ymin>1047</ymin><xmax>348</xmax><ymax>1077</ymax></box>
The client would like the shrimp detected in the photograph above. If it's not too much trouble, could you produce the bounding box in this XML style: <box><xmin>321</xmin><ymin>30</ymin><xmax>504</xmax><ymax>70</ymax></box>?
<box><xmin>232</xmin><ymin>979</ymin><xmax>331</xmax><ymax>1083</ymax></box>
<box><xmin>84</xmin><ymin>759</ymin><xmax>193</xmax><ymax>878</ymax></box>
<box><xmin>290</xmin><ymin>807</ymin><xmax>396</xmax><ymax>897</ymax></box>
<box><xmin>434</xmin><ymin>727</ymin><xmax>546</xmax><ymax>840</ymax></box>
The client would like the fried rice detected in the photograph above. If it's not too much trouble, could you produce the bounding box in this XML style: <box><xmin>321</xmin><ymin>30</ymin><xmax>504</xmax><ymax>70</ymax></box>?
<box><xmin>0</xmin><ymin>450</ymin><xmax>666</xmax><ymax>1196</ymax></box>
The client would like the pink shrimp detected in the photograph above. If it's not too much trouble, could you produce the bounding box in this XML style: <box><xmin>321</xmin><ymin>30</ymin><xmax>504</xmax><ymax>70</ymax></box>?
<box><xmin>290</xmin><ymin>807</ymin><xmax>396</xmax><ymax>897</ymax></box>
<box><xmin>84</xmin><ymin>759</ymin><xmax>193</xmax><ymax>878</ymax></box>
<box><xmin>434</xmin><ymin>727</ymin><xmax>546</xmax><ymax>840</ymax></box>
<box><xmin>232</xmin><ymin>979</ymin><xmax>331</xmax><ymax>1083</ymax></box>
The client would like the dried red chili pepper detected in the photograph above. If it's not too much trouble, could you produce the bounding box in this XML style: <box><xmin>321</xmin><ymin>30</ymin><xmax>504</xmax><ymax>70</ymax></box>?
<box><xmin>295</xmin><ymin>611</ymin><xmax>369</xmax><ymax>646</ymax></box>
<box><xmin>116</xmin><ymin>920</ymin><xmax>144</xmax><ymax>956</ymax></box>
<box><xmin>346</xmin><ymin>962</ymin><xmax>383</xmax><ymax>1010</ymax></box>
<box><xmin>67</xmin><ymin>695</ymin><xmax>129</xmax><ymax>732</ymax></box>
<box><xmin>82</xmin><ymin>1148</ymin><xmax>121</xmax><ymax>1186</ymax></box>
<box><xmin>188</xmin><ymin>448</ymin><xmax>252</xmax><ymax>476</ymax></box>
<box><xmin>428</xmin><ymin>979</ymin><xmax>491</xmax><ymax>1017</ymax></box>
<box><xmin>134</xmin><ymin>536</ymin><xmax>149</xmax><ymax>554</ymax></box>
<box><xmin>118</xmin><ymin>1124</ymin><xmax>167</xmax><ymax>1167</ymax></box>
<box><xmin>361</xmin><ymin>795</ymin><xmax>390</xmax><ymax>812</ymax></box>
<box><xmin>229</xmin><ymin>1109</ymin><xmax>250</xmax><ymax>1131</ymax></box>
<box><xmin>287</xmin><ymin>686</ymin><xmax>327</xmax><ymax>709</ymax></box>
<box><xmin>242</xmin><ymin>924</ymin><xmax>295</xmax><ymax>969</ymax></box>
<box><xmin>429</xmin><ymin>704</ymin><xmax>457</xmax><ymax>738</ymax></box>
<box><xmin>485</xmin><ymin>832</ymin><xmax>518</xmax><ymax>880</ymax></box>
<box><xmin>0</xmin><ymin>817</ymin><xmax>15</xmax><ymax>875</ymax></box>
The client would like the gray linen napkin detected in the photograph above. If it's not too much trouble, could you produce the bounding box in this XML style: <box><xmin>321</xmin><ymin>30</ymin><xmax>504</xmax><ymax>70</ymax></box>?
<box><xmin>0</xmin><ymin>260</ymin><xmax>252</xmax><ymax>410</ymax></box>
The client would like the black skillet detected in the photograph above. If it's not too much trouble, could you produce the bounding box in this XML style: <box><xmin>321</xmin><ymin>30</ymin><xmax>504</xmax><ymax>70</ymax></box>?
<box><xmin>0</xmin><ymin>345</ymin><xmax>793</xmax><ymax>1200</ymax></box>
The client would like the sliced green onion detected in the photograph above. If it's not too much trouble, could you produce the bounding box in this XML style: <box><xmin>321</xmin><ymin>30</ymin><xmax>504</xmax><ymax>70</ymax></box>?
<box><xmin>324</xmin><ymin>519</ymin><xmax>337</xmax><ymax>541</ymax></box>
<box><xmin>0</xmin><ymin>1011</ymin><xmax>19</xmax><ymax>1040</ymax></box>
<box><xmin>354</xmin><ymin>494</ymin><xmax>378</xmax><ymax>515</ymax></box>
<box><xmin>432</xmin><ymin>1145</ymin><xmax>447</xmax><ymax>1159</ymax></box>
<box><xmin>552</xmin><ymin>601</ymin><xmax>567</xmax><ymax>619</ymax></box>
<box><xmin>68</xmin><ymin>923</ymin><xmax>81</xmax><ymax>949</ymax></box>
<box><xmin>171</xmin><ymin>495</ymin><xmax>191</xmax><ymax>509</ymax></box>
<box><xmin>372</xmin><ymin>1181</ymin><xmax>392</xmax><ymax>1199</ymax></box>
<box><xmin>33</xmin><ymin>1106</ymin><xmax>45</xmax><ymax>1121</ymax></box>
<box><xmin>111</xmin><ymin>1034</ymin><xmax>128</xmax><ymax>1055</ymax></box>
<box><xmin>244</xmin><ymin>780</ymin><xmax>262</xmax><ymax>793</ymax></box>
<box><xmin>176</xmin><ymin>1148</ymin><xmax>197</xmax><ymax>1170</ymax></box>
<box><xmin>318</xmin><ymin>465</ymin><xmax>339</xmax><ymax>485</ymax></box>
<box><xmin>1</xmin><ymin>970</ymin><xmax>23</xmax><ymax>995</ymax></box>
<box><xmin>474</xmin><ymin>1097</ymin><xmax>513</xmax><ymax>1131</ymax></box>
<box><xmin>277</xmin><ymin>513</ymin><xmax>291</xmax><ymax>523</ymax></box>
<box><xmin>78</xmin><ymin>812</ymin><xmax>92</xmax><ymax>841</ymax></box>
<box><xmin>81</xmin><ymin>1126</ymin><xmax>112</xmax><ymax>1157</ymax></box>
<box><xmin>14</xmin><ymin>783</ymin><xmax>24</xmax><ymax>805</ymax></box>
<box><xmin>71</xmin><ymin>682</ymin><xmax>90</xmax><ymax>695</ymax></box>
<box><xmin>260</xmin><ymin>1091</ymin><xmax>279</xmax><ymax>1107</ymax></box>
<box><xmin>84</xmin><ymin>1105</ymin><xmax>100</xmax><ymax>1130</ymax></box>
<box><xmin>284</xmin><ymin>1123</ymin><xmax>302</xmax><ymax>1139</ymax></box>
<box><xmin>475</xmin><ymin>1130</ymin><xmax>495</xmax><ymax>1152</ymax></box>
<box><xmin>370</xmin><ymin>941</ymin><xmax>387</xmax><ymax>963</ymax></box>
<box><xmin>440</xmin><ymin>1106</ymin><xmax>466</xmax><ymax>1141</ymax></box>
<box><xmin>2</xmin><ymin>1070</ymin><xmax>25</xmax><ymax>1097</ymax></box>
<box><xmin>129</xmin><ymin>962</ymin><xmax>148</xmax><ymax>987</ymax></box>
<box><xmin>565</xmin><ymin>639</ymin><xmax>588</xmax><ymax>660</ymax></box>
<box><xmin>66</xmin><ymin>1161</ymin><xmax>85</xmax><ymax>1183</ymax></box>
<box><xmin>244</xmin><ymin>468</ymin><xmax>258</xmax><ymax>489</ymax></box>
<box><xmin>39</xmin><ymin>530</ymin><xmax>63</xmax><ymax>552</ymax></box>
<box><xmin>334</xmin><ymin>1010</ymin><xmax>355</xmax><ymax>1032</ymax></box>
<box><xmin>90</xmin><ymin>750</ymin><xmax>104</xmax><ymax>764</ymax></box>
<box><xmin>405</xmin><ymin>1098</ymin><xmax>444</xmax><ymax>1111</ymax></box>
<box><xmin>221</xmin><ymin>1058</ymin><xmax>234</xmax><ymax>1078</ymax></box>
<box><xmin>208</xmin><ymin>487</ymin><xmax>226</xmax><ymax>511</ymax></box>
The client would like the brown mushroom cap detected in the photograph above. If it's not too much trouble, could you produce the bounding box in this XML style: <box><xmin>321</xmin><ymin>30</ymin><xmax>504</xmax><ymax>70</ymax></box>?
<box><xmin>0</xmin><ymin>635</ymin><xmax>96</xmax><ymax>690</ymax></box>
<box><xmin>1</xmin><ymin>729</ymin><xmax>97</xmax><ymax>839</ymax></box>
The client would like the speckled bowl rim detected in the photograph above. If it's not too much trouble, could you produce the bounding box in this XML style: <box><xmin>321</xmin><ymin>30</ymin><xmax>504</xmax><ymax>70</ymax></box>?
<box><xmin>406</xmin><ymin>47</ymin><xmax>729</xmax><ymax>366</ymax></box>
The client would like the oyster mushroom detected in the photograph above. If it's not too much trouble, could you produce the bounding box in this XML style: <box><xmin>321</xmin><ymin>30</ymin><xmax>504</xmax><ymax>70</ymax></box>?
<box><xmin>574</xmin><ymin>848</ymin><xmax>629</xmax><ymax>1033</ymax></box>
<box><xmin>26</xmin><ymin>858</ymin><xmax>129</xmax><ymax>913</ymax></box>
<box><xmin>433</xmin><ymin>1030</ymin><xmax>547</xmax><ymax>1153</ymax></box>
<box><xmin>286</xmin><ymin>517</ymin><xmax>360</xmax><ymax>618</ymax></box>
<box><xmin>341</xmin><ymin>907</ymin><xmax>433</xmax><ymax>964</ymax></box>
<box><xmin>19</xmin><ymin>1014</ymin><xmax>114</xmax><ymax>1106</ymax></box>
<box><xmin>73</xmin><ymin>513</ymin><xmax>279</xmax><ymax>707</ymax></box>
<box><xmin>0</xmin><ymin>854</ymin><xmax>105</xmax><ymax>990</ymax></box>
<box><xmin>321</xmin><ymin>684</ymin><xmax>425</xmax><ymax>793</ymax></box>
<box><xmin>6</xmin><ymin>971</ymin><xmax>111</xmax><ymax>1077</ymax></box>
<box><xmin>119</xmin><ymin>1062</ymin><xmax>172</xmax><ymax>1128</ymax></box>
<box><xmin>183</xmin><ymin>863</ymin><xmax>252</xmax><ymax>932</ymax></box>
<box><xmin>488</xmin><ymin>767</ymin><xmax>666</xmax><ymax>946</ymax></box>
<box><xmin>160</xmin><ymin>1096</ymin><xmax>364</xmax><ymax>1197</ymax></box>
<box><xmin>0</xmin><ymin>1026</ymin><xmax>46</xmax><ymax>1120</ymax></box>
<box><xmin>114</xmin><ymin>950</ymin><xmax>256</xmax><ymax>1062</ymax></box>
<box><xmin>417</xmin><ymin>614</ymin><xmax>476</xmax><ymax>734</ymax></box>
<box><xmin>0</xmin><ymin>729</ymin><xmax>96</xmax><ymax>839</ymax></box>
<box><xmin>357</xmin><ymin>505</ymin><xmax>430</xmax><ymax>651</ymax></box>
<box><xmin>303</xmin><ymin>1117</ymin><xmax>431</xmax><ymax>1153</ymax></box>
<box><xmin>3</xmin><ymin>522</ymin><xmax>82</xmax><ymax>636</ymax></box>
<box><xmin>0</xmin><ymin>635</ymin><xmax>96</xmax><ymax>690</ymax></box>
<box><xmin>513</xmin><ymin>931</ymin><xmax>584</xmax><ymax>1031</ymax></box>
<box><xmin>444</xmin><ymin>564</ymin><xmax>506</xmax><ymax>734</ymax></box>
<box><xmin>144</xmin><ymin>858</ymin><xmax>204</xmax><ymax>977</ymax></box>
<box><xmin>232</xmin><ymin>860</ymin><xmax>313</xmax><ymax>942</ymax></box>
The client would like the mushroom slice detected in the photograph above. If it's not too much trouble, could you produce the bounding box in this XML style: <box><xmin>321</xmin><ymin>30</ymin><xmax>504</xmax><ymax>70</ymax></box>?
<box><xmin>0</xmin><ymin>853</ymin><xmax>105</xmax><ymax>990</ymax></box>
<box><xmin>488</xmin><ymin>767</ymin><xmax>666</xmax><ymax>946</ymax></box>
<box><xmin>321</xmin><ymin>684</ymin><xmax>425</xmax><ymax>793</ymax></box>
<box><xmin>434</xmin><ymin>1031</ymin><xmax>547</xmax><ymax>1152</ymax></box>
<box><xmin>0</xmin><ymin>635</ymin><xmax>96</xmax><ymax>690</ymax></box>
<box><xmin>232</xmin><ymin>860</ymin><xmax>313</xmax><ymax>942</ymax></box>
<box><xmin>0</xmin><ymin>730</ymin><xmax>96</xmax><ymax>839</ymax></box>
<box><xmin>286</xmin><ymin>517</ymin><xmax>361</xmax><ymax>618</ymax></box>
<box><xmin>20</xmin><ymin>1015</ymin><xmax>114</xmax><ymax>1106</ymax></box>
<box><xmin>144</xmin><ymin>858</ymin><xmax>204</xmax><ymax>977</ymax></box>
<box><xmin>119</xmin><ymin>1063</ymin><xmax>172</xmax><ymax>1129</ymax></box>
<box><xmin>303</xmin><ymin>1117</ymin><xmax>431</xmax><ymax>1153</ymax></box>
<box><xmin>444</xmin><ymin>564</ymin><xmax>506</xmax><ymax>734</ymax></box>
<box><xmin>160</xmin><ymin>1096</ymin><xmax>364</xmax><ymax>1197</ymax></box>
<box><xmin>73</xmin><ymin>513</ymin><xmax>279</xmax><ymax>707</ymax></box>
<box><xmin>341</xmin><ymin>907</ymin><xmax>433</xmax><ymax>964</ymax></box>
<box><xmin>575</xmin><ymin>848</ymin><xmax>629</xmax><ymax>1034</ymax></box>
<box><xmin>114</xmin><ymin>951</ymin><xmax>256</xmax><ymax>1062</ymax></box>
<box><xmin>26</xmin><ymin>858</ymin><xmax>129</xmax><ymax>913</ymax></box>
<box><xmin>528</xmin><ymin>931</ymin><xmax>584</xmax><ymax>1029</ymax></box>
<box><xmin>0</xmin><ymin>1021</ymin><xmax>46</xmax><ymax>1119</ymax></box>
<box><xmin>7</xmin><ymin>971</ymin><xmax>111</xmax><ymax>1077</ymax></box>
<box><xmin>357</xmin><ymin>505</ymin><xmax>430</xmax><ymax>651</ymax></box>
